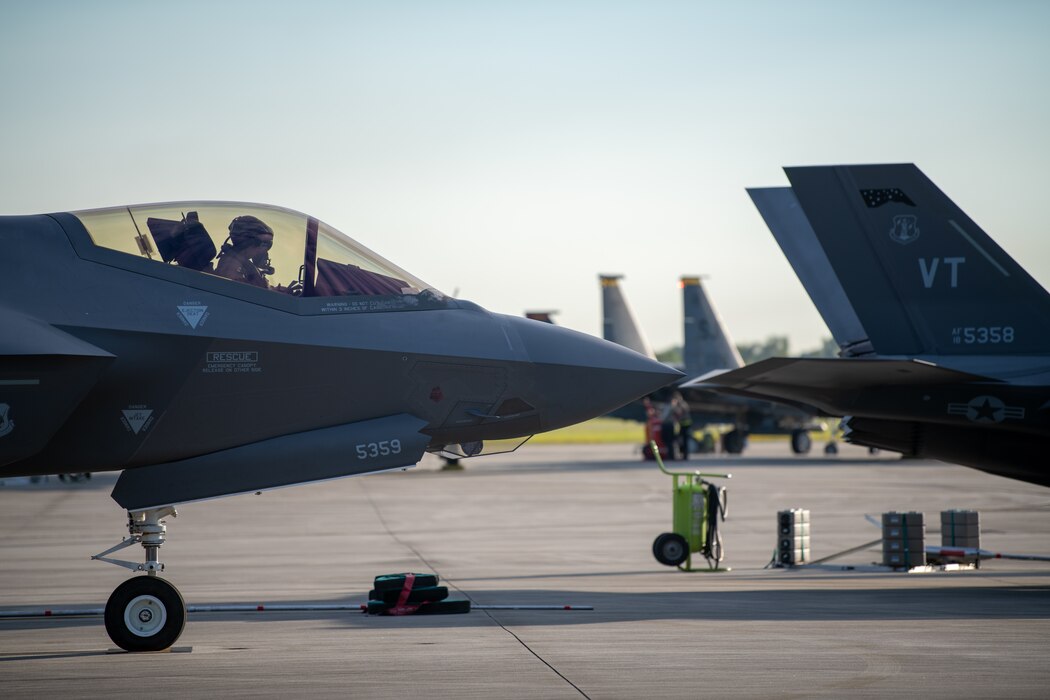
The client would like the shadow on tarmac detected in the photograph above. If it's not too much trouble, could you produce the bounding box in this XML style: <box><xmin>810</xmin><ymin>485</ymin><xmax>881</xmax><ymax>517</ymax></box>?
<box><xmin>4</xmin><ymin>581</ymin><xmax>1050</xmax><ymax>638</ymax></box>
<box><xmin>449</xmin><ymin>456</ymin><xmax>914</xmax><ymax>476</ymax></box>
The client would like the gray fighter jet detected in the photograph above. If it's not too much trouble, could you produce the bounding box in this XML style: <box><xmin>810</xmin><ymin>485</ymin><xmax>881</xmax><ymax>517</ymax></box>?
<box><xmin>601</xmin><ymin>274</ymin><xmax>822</xmax><ymax>454</ymax></box>
<box><xmin>0</xmin><ymin>201</ymin><xmax>679</xmax><ymax>651</ymax></box>
<box><xmin>696</xmin><ymin>164</ymin><xmax>1050</xmax><ymax>486</ymax></box>
<box><xmin>678</xmin><ymin>275</ymin><xmax>824</xmax><ymax>453</ymax></box>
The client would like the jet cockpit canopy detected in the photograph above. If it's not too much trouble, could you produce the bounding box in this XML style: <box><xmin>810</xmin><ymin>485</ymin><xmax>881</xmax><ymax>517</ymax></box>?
<box><xmin>73</xmin><ymin>201</ymin><xmax>444</xmax><ymax>310</ymax></box>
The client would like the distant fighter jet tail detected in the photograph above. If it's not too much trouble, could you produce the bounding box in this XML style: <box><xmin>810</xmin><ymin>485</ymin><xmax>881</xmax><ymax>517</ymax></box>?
<box><xmin>680</xmin><ymin>276</ymin><xmax>743</xmax><ymax>375</ymax></box>
<box><xmin>758</xmin><ymin>164</ymin><xmax>1050</xmax><ymax>357</ymax></box>
<box><xmin>525</xmin><ymin>310</ymin><xmax>558</xmax><ymax>324</ymax></box>
<box><xmin>600</xmin><ymin>275</ymin><xmax>656</xmax><ymax>360</ymax></box>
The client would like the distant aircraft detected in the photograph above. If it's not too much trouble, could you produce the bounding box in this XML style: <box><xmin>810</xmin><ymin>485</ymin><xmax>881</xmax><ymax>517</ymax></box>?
<box><xmin>525</xmin><ymin>310</ymin><xmax>558</xmax><ymax>324</ymax></box>
<box><xmin>0</xmin><ymin>201</ymin><xmax>680</xmax><ymax>651</ymax></box>
<box><xmin>680</xmin><ymin>276</ymin><xmax>744</xmax><ymax>376</ymax></box>
<box><xmin>600</xmin><ymin>274</ymin><xmax>823</xmax><ymax>454</ymax></box>
<box><xmin>698</xmin><ymin>163</ymin><xmax>1050</xmax><ymax>487</ymax></box>
<box><xmin>600</xmin><ymin>275</ymin><xmax>657</xmax><ymax>359</ymax></box>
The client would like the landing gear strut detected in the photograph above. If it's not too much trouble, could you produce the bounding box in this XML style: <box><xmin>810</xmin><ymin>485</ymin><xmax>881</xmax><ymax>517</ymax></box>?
<box><xmin>92</xmin><ymin>507</ymin><xmax>186</xmax><ymax>652</ymax></box>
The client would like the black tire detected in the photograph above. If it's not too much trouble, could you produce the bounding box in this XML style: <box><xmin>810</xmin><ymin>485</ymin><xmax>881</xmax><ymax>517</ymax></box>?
<box><xmin>104</xmin><ymin>576</ymin><xmax>186</xmax><ymax>652</ymax></box>
<box><xmin>652</xmin><ymin>532</ymin><xmax>689</xmax><ymax>567</ymax></box>
<box><xmin>790</xmin><ymin>430</ymin><xmax>812</xmax><ymax>455</ymax></box>
<box><xmin>722</xmin><ymin>429</ymin><xmax>746</xmax><ymax>455</ymax></box>
<box><xmin>824</xmin><ymin>442</ymin><xmax>839</xmax><ymax>455</ymax></box>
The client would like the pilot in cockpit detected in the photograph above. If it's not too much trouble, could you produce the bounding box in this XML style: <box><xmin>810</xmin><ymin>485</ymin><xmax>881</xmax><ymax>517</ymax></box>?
<box><xmin>214</xmin><ymin>215</ymin><xmax>275</xmax><ymax>289</ymax></box>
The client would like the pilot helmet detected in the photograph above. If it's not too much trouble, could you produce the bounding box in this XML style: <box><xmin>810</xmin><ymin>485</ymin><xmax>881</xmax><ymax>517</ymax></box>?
<box><xmin>228</xmin><ymin>215</ymin><xmax>274</xmax><ymax>248</ymax></box>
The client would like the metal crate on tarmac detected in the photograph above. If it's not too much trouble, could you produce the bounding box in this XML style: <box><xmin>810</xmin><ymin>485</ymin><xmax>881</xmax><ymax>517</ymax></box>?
<box><xmin>941</xmin><ymin>509</ymin><xmax>981</xmax><ymax>548</ymax></box>
<box><xmin>775</xmin><ymin>509</ymin><xmax>810</xmax><ymax>566</ymax></box>
<box><xmin>882</xmin><ymin>511</ymin><xmax>926</xmax><ymax>568</ymax></box>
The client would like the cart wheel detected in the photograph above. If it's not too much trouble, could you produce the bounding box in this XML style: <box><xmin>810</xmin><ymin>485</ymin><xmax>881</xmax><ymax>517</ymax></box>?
<box><xmin>652</xmin><ymin>532</ymin><xmax>689</xmax><ymax>567</ymax></box>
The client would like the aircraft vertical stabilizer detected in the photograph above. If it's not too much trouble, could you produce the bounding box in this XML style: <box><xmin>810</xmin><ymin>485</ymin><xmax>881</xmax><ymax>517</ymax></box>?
<box><xmin>698</xmin><ymin>164</ymin><xmax>1050</xmax><ymax>486</ymax></box>
<box><xmin>680</xmin><ymin>276</ymin><xmax>743</xmax><ymax>376</ymax></box>
<box><xmin>784</xmin><ymin>164</ymin><xmax>1050</xmax><ymax>356</ymax></box>
<box><xmin>747</xmin><ymin>188</ymin><xmax>871</xmax><ymax>356</ymax></box>
<box><xmin>600</xmin><ymin>275</ymin><xmax>656</xmax><ymax>360</ymax></box>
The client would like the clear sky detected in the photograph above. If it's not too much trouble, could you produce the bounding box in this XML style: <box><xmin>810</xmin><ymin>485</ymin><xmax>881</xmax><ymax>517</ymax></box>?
<box><xmin>2</xmin><ymin>1</ymin><xmax>1048</xmax><ymax>353</ymax></box>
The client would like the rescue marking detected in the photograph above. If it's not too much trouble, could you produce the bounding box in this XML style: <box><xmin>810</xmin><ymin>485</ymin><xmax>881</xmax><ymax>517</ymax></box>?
<box><xmin>203</xmin><ymin>351</ymin><xmax>261</xmax><ymax>374</ymax></box>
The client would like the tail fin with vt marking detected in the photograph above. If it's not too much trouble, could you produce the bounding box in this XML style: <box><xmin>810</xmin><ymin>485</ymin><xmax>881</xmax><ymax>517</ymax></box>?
<box><xmin>784</xmin><ymin>164</ymin><xmax>1050</xmax><ymax>356</ymax></box>
<box><xmin>681</xmin><ymin>276</ymin><xmax>743</xmax><ymax>376</ymax></box>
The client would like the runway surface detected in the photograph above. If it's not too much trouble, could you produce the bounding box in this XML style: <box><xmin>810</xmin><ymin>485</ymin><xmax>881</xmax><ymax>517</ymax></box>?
<box><xmin>2</xmin><ymin>442</ymin><xmax>1049</xmax><ymax>698</ymax></box>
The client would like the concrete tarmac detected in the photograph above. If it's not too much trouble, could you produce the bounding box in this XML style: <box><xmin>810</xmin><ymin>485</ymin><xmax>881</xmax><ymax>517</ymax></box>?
<box><xmin>1</xmin><ymin>442</ymin><xmax>1049</xmax><ymax>698</ymax></box>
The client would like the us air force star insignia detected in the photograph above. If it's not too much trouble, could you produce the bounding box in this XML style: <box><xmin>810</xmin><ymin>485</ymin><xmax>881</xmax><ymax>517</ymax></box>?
<box><xmin>0</xmin><ymin>403</ymin><xmax>13</xmax><ymax>437</ymax></box>
<box><xmin>947</xmin><ymin>395</ymin><xmax>1025</xmax><ymax>423</ymax></box>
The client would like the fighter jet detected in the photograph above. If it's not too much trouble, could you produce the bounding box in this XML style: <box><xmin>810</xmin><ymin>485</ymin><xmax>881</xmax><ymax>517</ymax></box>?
<box><xmin>0</xmin><ymin>201</ymin><xmax>680</xmax><ymax>651</ymax></box>
<box><xmin>697</xmin><ymin>164</ymin><xmax>1050</xmax><ymax>486</ymax></box>
<box><xmin>680</xmin><ymin>275</ymin><xmax>744</xmax><ymax>376</ymax></box>
<box><xmin>600</xmin><ymin>275</ymin><xmax>657</xmax><ymax>360</ymax></box>
<box><xmin>600</xmin><ymin>274</ymin><xmax>822</xmax><ymax>454</ymax></box>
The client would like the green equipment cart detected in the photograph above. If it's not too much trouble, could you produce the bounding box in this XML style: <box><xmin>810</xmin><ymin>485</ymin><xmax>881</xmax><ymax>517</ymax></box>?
<box><xmin>650</xmin><ymin>440</ymin><xmax>731</xmax><ymax>571</ymax></box>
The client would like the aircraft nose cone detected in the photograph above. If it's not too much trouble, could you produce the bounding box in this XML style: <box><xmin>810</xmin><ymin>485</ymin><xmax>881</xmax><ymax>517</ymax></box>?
<box><xmin>506</xmin><ymin>315</ymin><xmax>682</xmax><ymax>432</ymax></box>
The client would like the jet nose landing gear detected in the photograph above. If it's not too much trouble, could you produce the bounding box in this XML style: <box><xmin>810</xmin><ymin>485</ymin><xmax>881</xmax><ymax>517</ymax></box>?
<box><xmin>104</xmin><ymin>576</ymin><xmax>186</xmax><ymax>652</ymax></box>
<box><xmin>92</xmin><ymin>507</ymin><xmax>186</xmax><ymax>652</ymax></box>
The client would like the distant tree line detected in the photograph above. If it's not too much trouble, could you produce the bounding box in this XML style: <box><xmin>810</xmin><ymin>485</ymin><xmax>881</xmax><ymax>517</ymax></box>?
<box><xmin>655</xmin><ymin>335</ymin><xmax>838</xmax><ymax>366</ymax></box>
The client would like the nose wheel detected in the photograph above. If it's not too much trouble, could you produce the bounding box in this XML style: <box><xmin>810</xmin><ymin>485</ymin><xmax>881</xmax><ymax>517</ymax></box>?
<box><xmin>92</xmin><ymin>507</ymin><xmax>187</xmax><ymax>652</ymax></box>
<box><xmin>104</xmin><ymin>576</ymin><xmax>186</xmax><ymax>652</ymax></box>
